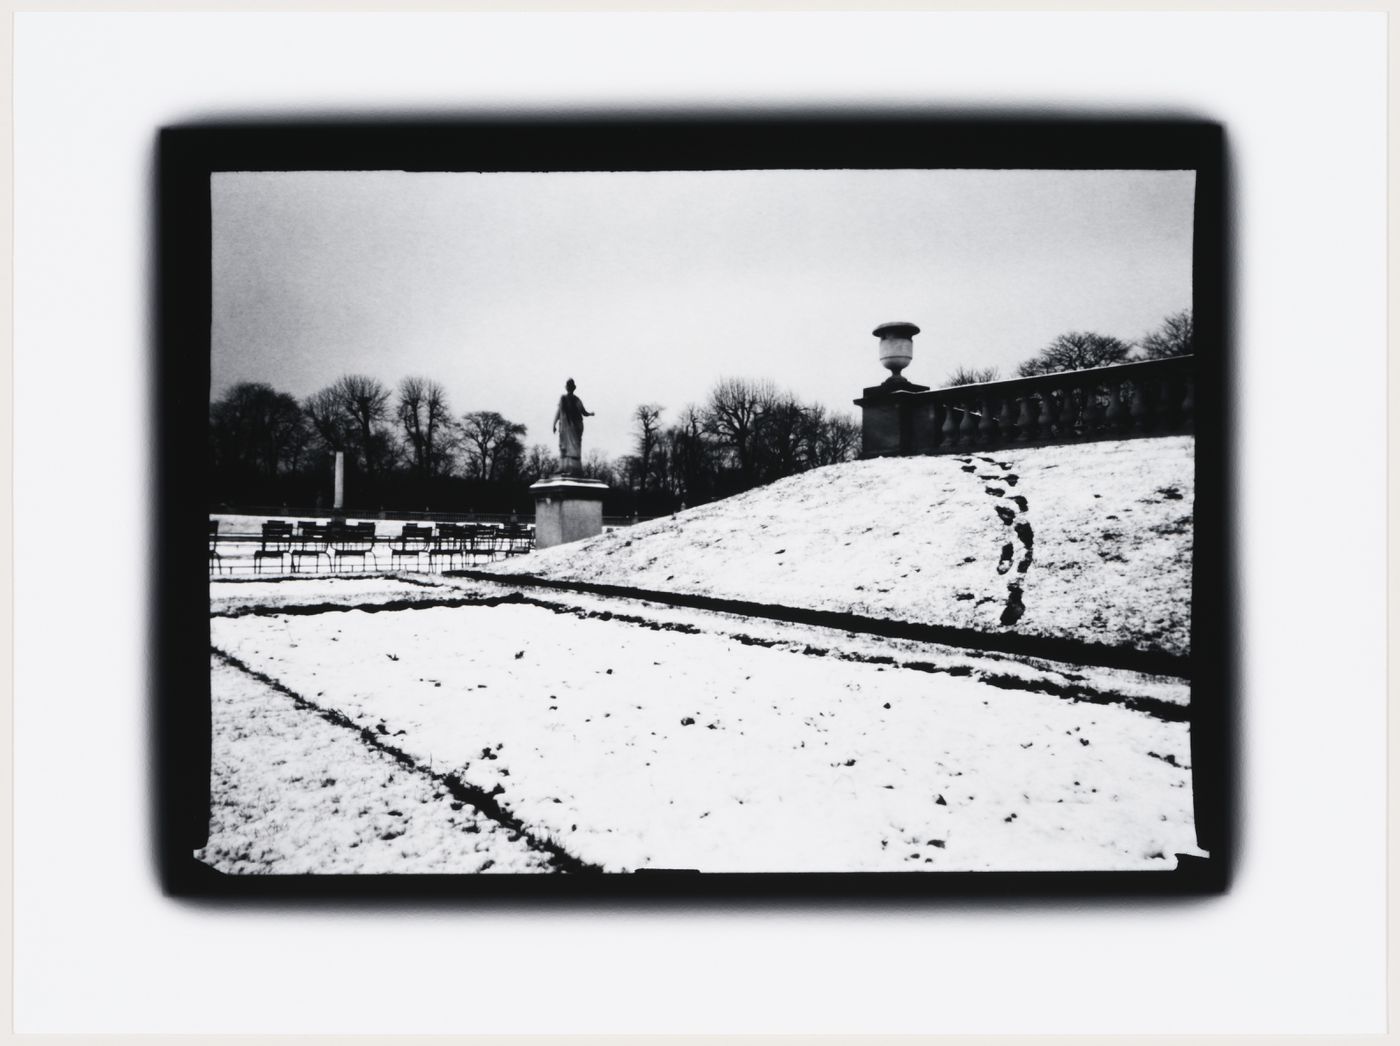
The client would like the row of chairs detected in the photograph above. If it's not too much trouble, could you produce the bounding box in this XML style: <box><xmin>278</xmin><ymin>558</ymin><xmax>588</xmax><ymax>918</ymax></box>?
<box><xmin>256</xmin><ymin>520</ymin><xmax>379</xmax><ymax>574</ymax></box>
<box><xmin>388</xmin><ymin>521</ymin><xmax>533</xmax><ymax>568</ymax></box>
<box><xmin>209</xmin><ymin>518</ymin><xmax>534</xmax><ymax>575</ymax></box>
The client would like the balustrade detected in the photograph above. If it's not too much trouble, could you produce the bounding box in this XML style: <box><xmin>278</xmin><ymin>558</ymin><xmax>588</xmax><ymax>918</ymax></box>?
<box><xmin>856</xmin><ymin>355</ymin><xmax>1195</xmax><ymax>458</ymax></box>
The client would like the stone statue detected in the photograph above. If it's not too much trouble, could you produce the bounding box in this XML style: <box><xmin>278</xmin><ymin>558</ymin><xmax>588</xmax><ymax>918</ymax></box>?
<box><xmin>552</xmin><ymin>377</ymin><xmax>595</xmax><ymax>476</ymax></box>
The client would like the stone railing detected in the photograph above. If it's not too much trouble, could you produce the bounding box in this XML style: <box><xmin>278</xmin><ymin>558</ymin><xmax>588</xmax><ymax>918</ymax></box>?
<box><xmin>855</xmin><ymin>354</ymin><xmax>1194</xmax><ymax>458</ymax></box>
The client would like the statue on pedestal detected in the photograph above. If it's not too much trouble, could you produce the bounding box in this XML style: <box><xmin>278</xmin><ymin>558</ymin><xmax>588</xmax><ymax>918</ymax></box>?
<box><xmin>534</xmin><ymin>378</ymin><xmax>606</xmax><ymax>550</ymax></box>
<box><xmin>552</xmin><ymin>377</ymin><xmax>595</xmax><ymax>476</ymax></box>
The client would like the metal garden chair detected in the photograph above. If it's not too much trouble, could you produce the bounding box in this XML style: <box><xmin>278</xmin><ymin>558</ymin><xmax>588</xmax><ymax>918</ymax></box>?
<box><xmin>427</xmin><ymin>523</ymin><xmax>465</xmax><ymax>571</ymax></box>
<box><xmin>390</xmin><ymin>523</ymin><xmax>431</xmax><ymax>568</ymax></box>
<box><xmin>209</xmin><ymin>520</ymin><xmax>224</xmax><ymax>575</ymax></box>
<box><xmin>290</xmin><ymin>521</ymin><xmax>331</xmax><ymax>573</ymax></box>
<box><xmin>252</xmin><ymin>521</ymin><xmax>295</xmax><ymax>574</ymax></box>
<box><xmin>330</xmin><ymin>521</ymin><xmax>377</xmax><ymax>572</ymax></box>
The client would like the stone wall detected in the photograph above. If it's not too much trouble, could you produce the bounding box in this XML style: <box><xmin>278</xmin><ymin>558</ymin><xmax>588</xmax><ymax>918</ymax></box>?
<box><xmin>854</xmin><ymin>354</ymin><xmax>1194</xmax><ymax>458</ymax></box>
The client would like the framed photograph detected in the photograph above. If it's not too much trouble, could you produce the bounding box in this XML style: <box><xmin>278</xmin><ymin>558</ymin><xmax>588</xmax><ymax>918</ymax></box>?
<box><xmin>161</xmin><ymin>117</ymin><xmax>1228</xmax><ymax>897</ymax></box>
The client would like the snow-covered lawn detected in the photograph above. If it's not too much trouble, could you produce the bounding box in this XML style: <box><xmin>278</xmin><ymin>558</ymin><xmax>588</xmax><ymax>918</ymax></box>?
<box><xmin>198</xmin><ymin>655</ymin><xmax>557</xmax><ymax>874</ymax></box>
<box><xmin>202</xmin><ymin>439</ymin><xmax>1201</xmax><ymax>877</ymax></box>
<box><xmin>209</xmin><ymin>599</ymin><xmax>1202</xmax><ymax>873</ymax></box>
<box><xmin>210</xmin><ymin>575</ymin><xmax>451</xmax><ymax>615</ymax></box>
<box><xmin>428</xmin><ymin>577</ymin><xmax>1191</xmax><ymax>712</ymax></box>
<box><xmin>483</xmin><ymin>438</ymin><xmax>1195</xmax><ymax>657</ymax></box>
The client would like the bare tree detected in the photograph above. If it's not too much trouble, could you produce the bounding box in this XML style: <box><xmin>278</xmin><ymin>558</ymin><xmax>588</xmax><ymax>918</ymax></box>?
<box><xmin>703</xmin><ymin>377</ymin><xmax>778</xmax><ymax>482</ymax></box>
<box><xmin>1017</xmin><ymin>332</ymin><xmax>1132</xmax><ymax>377</ymax></box>
<box><xmin>210</xmin><ymin>382</ymin><xmax>308</xmax><ymax>478</ymax></box>
<box><xmin>616</xmin><ymin>454</ymin><xmax>644</xmax><ymax>492</ymax></box>
<box><xmin>661</xmin><ymin>404</ymin><xmax>712</xmax><ymax>504</ymax></box>
<box><xmin>333</xmin><ymin>374</ymin><xmax>391</xmax><ymax>474</ymax></box>
<box><xmin>304</xmin><ymin>386</ymin><xmax>351</xmax><ymax>453</ymax></box>
<box><xmin>801</xmin><ymin>404</ymin><xmax>861</xmax><ymax>468</ymax></box>
<box><xmin>1140</xmin><ymin>310</ymin><xmax>1194</xmax><ymax>360</ymax></box>
<box><xmin>754</xmin><ymin>395</ymin><xmax>807</xmax><ymax>481</ymax></box>
<box><xmin>580</xmin><ymin>448</ymin><xmax>616</xmax><ymax>485</ymax></box>
<box><xmin>632</xmin><ymin>403</ymin><xmax>663</xmax><ymax>492</ymax></box>
<box><xmin>493</xmin><ymin>432</ymin><xmax>526</xmax><ymax>483</ymax></box>
<box><xmin>305</xmin><ymin>374</ymin><xmax>392</xmax><ymax>474</ymax></box>
<box><xmin>521</xmin><ymin>443</ymin><xmax>557</xmax><ymax>484</ymax></box>
<box><xmin>460</xmin><ymin>410</ymin><xmax>528</xmax><ymax>481</ymax></box>
<box><xmin>396</xmin><ymin>376</ymin><xmax>453</xmax><ymax>479</ymax></box>
<box><xmin>944</xmin><ymin>365</ymin><xmax>1000</xmax><ymax>387</ymax></box>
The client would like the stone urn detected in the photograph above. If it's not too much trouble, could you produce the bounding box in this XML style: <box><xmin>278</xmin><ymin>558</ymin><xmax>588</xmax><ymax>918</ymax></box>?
<box><xmin>873</xmin><ymin>321</ymin><xmax>921</xmax><ymax>384</ymax></box>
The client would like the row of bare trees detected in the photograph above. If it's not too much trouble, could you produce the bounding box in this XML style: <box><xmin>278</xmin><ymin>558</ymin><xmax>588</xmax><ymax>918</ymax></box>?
<box><xmin>211</xmin><ymin>313</ymin><xmax>1190</xmax><ymax>509</ymax></box>
<box><xmin>209</xmin><ymin>374</ymin><xmax>553</xmax><ymax>510</ymax></box>
<box><xmin>942</xmin><ymin>310</ymin><xmax>1194</xmax><ymax>387</ymax></box>
<box><xmin>296</xmin><ymin>375</ymin><xmax>538</xmax><ymax>483</ymax></box>
<box><xmin>613</xmin><ymin>379</ymin><xmax>861</xmax><ymax>509</ymax></box>
<box><xmin>210</xmin><ymin>372</ymin><xmax>862</xmax><ymax>514</ymax></box>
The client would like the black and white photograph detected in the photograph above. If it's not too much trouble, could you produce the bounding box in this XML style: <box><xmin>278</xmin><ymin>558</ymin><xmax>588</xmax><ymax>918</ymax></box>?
<box><xmin>171</xmin><ymin>121</ymin><xmax>1225</xmax><ymax>889</ymax></box>
<box><xmin>18</xmin><ymin>7</ymin><xmax>1391</xmax><ymax>1037</ymax></box>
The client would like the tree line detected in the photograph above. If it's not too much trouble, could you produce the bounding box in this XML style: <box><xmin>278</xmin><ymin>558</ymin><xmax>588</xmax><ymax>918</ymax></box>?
<box><xmin>210</xmin><ymin>311</ymin><xmax>1190</xmax><ymax>513</ymax></box>
<box><xmin>617</xmin><ymin>379</ymin><xmax>860</xmax><ymax>511</ymax></box>
<box><xmin>943</xmin><ymin>309</ymin><xmax>1193</xmax><ymax>387</ymax></box>
<box><xmin>209</xmin><ymin>373</ymin><xmax>860</xmax><ymax>515</ymax></box>
<box><xmin>209</xmin><ymin>374</ymin><xmax>539</xmax><ymax>513</ymax></box>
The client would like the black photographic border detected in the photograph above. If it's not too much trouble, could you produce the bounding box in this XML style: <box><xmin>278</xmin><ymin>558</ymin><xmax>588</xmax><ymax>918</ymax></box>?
<box><xmin>158</xmin><ymin>116</ymin><xmax>1231</xmax><ymax>901</ymax></box>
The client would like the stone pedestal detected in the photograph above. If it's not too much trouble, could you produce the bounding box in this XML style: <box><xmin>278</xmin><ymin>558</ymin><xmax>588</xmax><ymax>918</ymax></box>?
<box><xmin>530</xmin><ymin>475</ymin><xmax>608</xmax><ymax>549</ymax></box>
<box><xmin>854</xmin><ymin>378</ymin><xmax>930</xmax><ymax>457</ymax></box>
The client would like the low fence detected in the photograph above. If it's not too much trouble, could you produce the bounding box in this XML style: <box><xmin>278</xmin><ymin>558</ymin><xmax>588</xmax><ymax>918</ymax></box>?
<box><xmin>208</xmin><ymin>514</ymin><xmax>671</xmax><ymax>578</ymax></box>
<box><xmin>209</xmin><ymin>523</ymin><xmax>531</xmax><ymax>578</ymax></box>
<box><xmin>856</xmin><ymin>354</ymin><xmax>1194</xmax><ymax>458</ymax></box>
<box><xmin>213</xmin><ymin>507</ymin><xmax>520</xmax><ymax>525</ymax></box>
<box><xmin>214</xmin><ymin>507</ymin><xmax>663</xmax><ymax>528</ymax></box>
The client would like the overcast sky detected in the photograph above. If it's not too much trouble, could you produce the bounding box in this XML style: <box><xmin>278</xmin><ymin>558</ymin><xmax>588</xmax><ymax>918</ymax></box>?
<box><xmin>212</xmin><ymin>168</ymin><xmax>1194</xmax><ymax>461</ymax></box>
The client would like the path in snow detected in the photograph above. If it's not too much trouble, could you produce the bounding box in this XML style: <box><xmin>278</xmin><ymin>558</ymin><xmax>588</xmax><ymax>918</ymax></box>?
<box><xmin>197</xmin><ymin>654</ymin><xmax>565</xmax><ymax>875</ymax></box>
<box><xmin>210</xmin><ymin>600</ymin><xmax>1203</xmax><ymax>874</ymax></box>
<box><xmin>215</xmin><ymin>574</ymin><xmax>1192</xmax><ymax>713</ymax></box>
<box><xmin>478</xmin><ymin>437</ymin><xmax>1194</xmax><ymax>657</ymax></box>
<box><xmin>951</xmin><ymin>452</ymin><xmax>1036</xmax><ymax>626</ymax></box>
<box><xmin>210</xmin><ymin>575</ymin><xmax>449</xmax><ymax>615</ymax></box>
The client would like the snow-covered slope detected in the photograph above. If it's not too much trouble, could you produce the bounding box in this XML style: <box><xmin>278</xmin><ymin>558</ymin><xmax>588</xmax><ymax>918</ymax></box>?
<box><xmin>484</xmin><ymin>437</ymin><xmax>1195</xmax><ymax>657</ymax></box>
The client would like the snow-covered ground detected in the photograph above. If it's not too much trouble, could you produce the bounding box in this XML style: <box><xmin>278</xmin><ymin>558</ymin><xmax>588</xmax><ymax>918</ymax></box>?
<box><xmin>209</xmin><ymin>591</ymin><xmax>1202</xmax><ymax>873</ymax></box>
<box><xmin>483</xmin><ymin>438</ymin><xmax>1195</xmax><ymax>657</ymax></box>
<box><xmin>210</xmin><ymin>575</ymin><xmax>453</xmax><ymax>615</ymax></box>
<box><xmin>198</xmin><ymin>655</ymin><xmax>557</xmax><ymax>874</ymax></box>
<box><xmin>436</xmin><ymin>578</ymin><xmax>1192</xmax><ymax>713</ymax></box>
<box><xmin>213</xmin><ymin>574</ymin><xmax>1191</xmax><ymax>711</ymax></box>
<box><xmin>202</xmin><ymin>441</ymin><xmax>1201</xmax><ymax>875</ymax></box>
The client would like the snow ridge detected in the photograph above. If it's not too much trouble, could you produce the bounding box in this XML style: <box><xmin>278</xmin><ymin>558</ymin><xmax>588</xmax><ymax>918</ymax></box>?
<box><xmin>483</xmin><ymin>438</ymin><xmax>1195</xmax><ymax>657</ymax></box>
